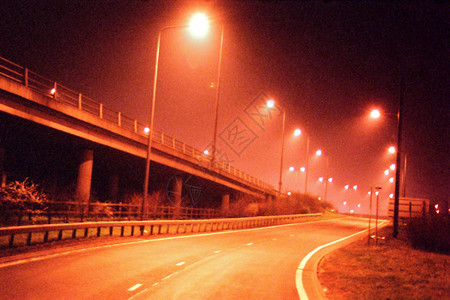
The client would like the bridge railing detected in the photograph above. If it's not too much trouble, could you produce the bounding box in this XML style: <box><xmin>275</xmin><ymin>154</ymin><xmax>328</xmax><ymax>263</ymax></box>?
<box><xmin>0</xmin><ymin>56</ymin><xmax>275</xmax><ymax>193</ymax></box>
<box><xmin>0</xmin><ymin>213</ymin><xmax>322</xmax><ymax>248</ymax></box>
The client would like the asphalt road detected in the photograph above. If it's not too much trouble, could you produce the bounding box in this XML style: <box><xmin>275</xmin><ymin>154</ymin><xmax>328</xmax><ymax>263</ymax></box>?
<box><xmin>0</xmin><ymin>217</ymin><xmax>370</xmax><ymax>299</ymax></box>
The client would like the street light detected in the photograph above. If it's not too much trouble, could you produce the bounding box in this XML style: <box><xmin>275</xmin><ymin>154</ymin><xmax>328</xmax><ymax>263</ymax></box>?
<box><xmin>266</xmin><ymin>99</ymin><xmax>286</xmax><ymax>193</ymax></box>
<box><xmin>369</xmin><ymin>79</ymin><xmax>405</xmax><ymax>238</ymax></box>
<box><xmin>293</xmin><ymin>128</ymin><xmax>310</xmax><ymax>194</ymax></box>
<box><xmin>142</xmin><ymin>13</ymin><xmax>211</xmax><ymax>219</ymax></box>
<box><xmin>370</xmin><ymin>109</ymin><xmax>381</xmax><ymax>119</ymax></box>
<box><xmin>316</xmin><ymin>149</ymin><xmax>330</xmax><ymax>203</ymax></box>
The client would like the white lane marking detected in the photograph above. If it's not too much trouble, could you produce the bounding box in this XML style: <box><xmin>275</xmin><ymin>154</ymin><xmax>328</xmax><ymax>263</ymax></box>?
<box><xmin>0</xmin><ymin>218</ymin><xmax>339</xmax><ymax>269</ymax></box>
<box><xmin>246</xmin><ymin>242</ymin><xmax>253</xmax><ymax>246</ymax></box>
<box><xmin>152</xmin><ymin>282</ymin><xmax>159</xmax><ymax>287</ymax></box>
<box><xmin>162</xmin><ymin>273</ymin><xmax>174</xmax><ymax>281</ymax></box>
<box><xmin>128</xmin><ymin>283</ymin><xmax>142</xmax><ymax>291</ymax></box>
<box><xmin>295</xmin><ymin>220</ymin><xmax>389</xmax><ymax>300</ymax></box>
<box><xmin>273</xmin><ymin>238</ymin><xmax>277</xmax><ymax>241</ymax></box>
<box><xmin>176</xmin><ymin>261</ymin><xmax>185</xmax><ymax>266</ymax></box>
<box><xmin>290</xmin><ymin>234</ymin><xmax>295</xmax><ymax>237</ymax></box>
<box><xmin>214</xmin><ymin>250</ymin><xmax>222</xmax><ymax>254</ymax></box>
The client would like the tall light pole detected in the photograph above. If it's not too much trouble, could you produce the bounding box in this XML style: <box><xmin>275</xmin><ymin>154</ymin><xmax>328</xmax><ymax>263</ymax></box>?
<box><xmin>266</xmin><ymin>99</ymin><xmax>286</xmax><ymax>193</ymax></box>
<box><xmin>294</xmin><ymin>128</ymin><xmax>310</xmax><ymax>195</ymax></box>
<box><xmin>211</xmin><ymin>24</ymin><xmax>224</xmax><ymax>167</ymax></box>
<box><xmin>369</xmin><ymin>77</ymin><xmax>405</xmax><ymax>239</ymax></box>
<box><xmin>304</xmin><ymin>135</ymin><xmax>310</xmax><ymax>195</ymax></box>
<box><xmin>316</xmin><ymin>149</ymin><xmax>331</xmax><ymax>203</ymax></box>
<box><xmin>142</xmin><ymin>14</ymin><xmax>210</xmax><ymax>220</ymax></box>
<box><xmin>393</xmin><ymin>78</ymin><xmax>404</xmax><ymax>238</ymax></box>
<box><xmin>374</xmin><ymin>186</ymin><xmax>382</xmax><ymax>245</ymax></box>
<box><xmin>279</xmin><ymin>110</ymin><xmax>286</xmax><ymax>193</ymax></box>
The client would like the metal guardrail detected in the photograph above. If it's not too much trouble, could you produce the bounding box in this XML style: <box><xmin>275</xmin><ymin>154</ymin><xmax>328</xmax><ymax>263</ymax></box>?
<box><xmin>0</xmin><ymin>56</ymin><xmax>275</xmax><ymax>193</ymax></box>
<box><xmin>43</xmin><ymin>201</ymin><xmax>220</xmax><ymax>222</ymax></box>
<box><xmin>0</xmin><ymin>213</ymin><xmax>322</xmax><ymax>248</ymax></box>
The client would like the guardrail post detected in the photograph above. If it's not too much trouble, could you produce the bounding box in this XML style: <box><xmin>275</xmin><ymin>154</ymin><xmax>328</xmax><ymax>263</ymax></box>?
<box><xmin>118</xmin><ymin>112</ymin><xmax>121</xmax><ymax>127</ymax></box>
<box><xmin>99</xmin><ymin>103</ymin><xmax>103</xmax><ymax>119</ymax></box>
<box><xmin>78</xmin><ymin>93</ymin><xmax>82</xmax><ymax>109</ymax></box>
<box><xmin>134</xmin><ymin>120</ymin><xmax>138</xmax><ymax>133</ymax></box>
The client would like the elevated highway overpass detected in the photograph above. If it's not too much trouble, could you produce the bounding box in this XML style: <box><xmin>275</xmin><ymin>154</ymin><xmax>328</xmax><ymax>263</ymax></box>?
<box><xmin>0</xmin><ymin>57</ymin><xmax>277</xmax><ymax>215</ymax></box>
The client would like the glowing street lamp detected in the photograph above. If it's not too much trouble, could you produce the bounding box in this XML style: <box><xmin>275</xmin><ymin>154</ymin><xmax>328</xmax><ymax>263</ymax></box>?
<box><xmin>353</xmin><ymin>185</ymin><xmax>358</xmax><ymax>190</ymax></box>
<box><xmin>289</xmin><ymin>166</ymin><xmax>295</xmax><ymax>172</ymax></box>
<box><xmin>390</xmin><ymin>163</ymin><xmax>396</xmax><ymax>171</ymax></box>
<box><xmin>384</xmin><ymin>169</ymin><xmax>390</xmax><ymax>176</ymax></box>
<box><xmin>345</xmin><ymin>184</ymin><xmax>349</xmax><ymax>190</ymax></box>
<box><xmin>370</xmin><ymin>109</ymin><xmax>381</xmax><ymax>119</ymax></box>
<box><xmin>266</xmin><ymin>99</ymin><xmax>275</xmax><ymax>108</ymax></box>
<box><xmin>300</xmin><ymin>167</ymin><xmax>306</xmax><ymax>173</ymax></box>
<box><xmin>188</xmin><ymin>13</ymin><xmax>209</xmax><ymax>38</ymax></box>
<box><xmin>388</xmin><ymin>146</ymin><xmax>396</xmax><ymax>154</ymax></box>
<box><xmin>294</xmin><ymin>128</ymin><xmax>301</xmax><ymax>136</ymax></box>
<box><xmin>143</xmin><ymin>13</ymin><xmax>215</xmax><ymax>219</ymax></box>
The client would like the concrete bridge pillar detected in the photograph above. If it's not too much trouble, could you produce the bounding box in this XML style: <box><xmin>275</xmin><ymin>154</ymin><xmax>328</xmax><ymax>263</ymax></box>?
<box><xmin>109</xmin><ymin>173</ymin><xmax>119</xmax><ymax>203</ymax></box>
<box><xmin>171</xmin><ymin>176</ymin><xmax>183</xmax><ymax>219</ymax></box>
<box><xmin>221</xmin><ymin>194</ymin><xmax>230</xmax><ymax>217</ymax></box>
<box><xmin>76</xmin><ymin>149</ymin><xmax>93</xmax><ymax>213</ymax></box>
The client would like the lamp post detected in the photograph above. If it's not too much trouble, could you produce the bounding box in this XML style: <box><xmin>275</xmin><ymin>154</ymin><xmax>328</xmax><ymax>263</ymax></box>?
<box><xmin>294</xmin><ymin>129</ymin><xmax>310</xmax><ymax>195</ymax></box>
<box><xmin>393</xmin><ymin>78</ymin><xmax>405</xmax><ymax>238</ymax></box>
<box><xmin>142</xmin><ymin>14</ymin><xmax>209</xmax><ymax>220</ymax></box>
<box><xmin>368</xmin><ymin>188</ymin><xmax>373</xmax><ymax>245</ymax></box>
<box><xmin>266</xmin><ymin>99</ymin><xmax>286</xmax><ymax>193</ymax></box>
<box><xmin>369</xmin><ymin>78</ymin><xmax>405</xmax><ymax>238</ymax></box>
<box><xmin>211</xmin><ymin>24</ymin><xmax>224</xmax><ymax>167</ymax></box>
<box><xmin>316</xmin><ymin>149</ymin><xmax>330</xmax><ymax>203</ymax></box>
<box><xmin>374</xmin><ymin>186</ymin><xmax>382</xmax><ymax>245</ymax></box>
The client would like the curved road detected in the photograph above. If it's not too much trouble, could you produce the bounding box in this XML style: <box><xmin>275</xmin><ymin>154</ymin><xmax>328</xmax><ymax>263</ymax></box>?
<box><xmin>0</xmin><ymin>217</ymin><xmax>371</xmax><ymax>299</ymax></box>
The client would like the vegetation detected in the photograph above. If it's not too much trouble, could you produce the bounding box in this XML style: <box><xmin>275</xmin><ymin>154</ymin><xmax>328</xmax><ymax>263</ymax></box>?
<box><xmin>407</xmin><ymin>214</ymin><xmax>449</xmax><ymax>254</ymax></box>
<box><xmin>0</xmin><ymin>178</ymin><xmax>47</xmax><ymax>225</ymax></box>
<box><xmin>228</xmin><ymin>192</ymin><xmax>333</xmax><ymax>217</ymax></box>
<box><xmin>318</xmin><ymin>224</ymin><xmax>450</xmax><ymax>300</ymax></box>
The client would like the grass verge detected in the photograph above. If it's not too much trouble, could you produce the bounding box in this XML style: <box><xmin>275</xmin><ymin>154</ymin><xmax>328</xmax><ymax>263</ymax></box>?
<box><xmin>318</xmin><ymin>225</ymin><xmax>450</xmax><ymax>300</ymax></box>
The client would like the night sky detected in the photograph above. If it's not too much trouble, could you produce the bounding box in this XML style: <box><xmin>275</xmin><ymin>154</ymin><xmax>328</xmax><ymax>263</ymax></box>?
<box><xmin>1</xmin><ymin>0</ymin><xmax>448</xmax><ymax>214</ymax></box>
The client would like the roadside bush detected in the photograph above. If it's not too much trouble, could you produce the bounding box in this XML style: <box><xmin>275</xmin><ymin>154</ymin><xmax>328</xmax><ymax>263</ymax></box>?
<box><xmin>407</xmin><ymin>215</ymin><xmax>450</xmax><ymax>254</ymax></box>
<box><xmin>228</xmin><ymin>192</ymin><xmax>333</xmax><ymax>217</ymax></box>
<box><xmin>0</xmin><ymin>178</ymin><xmax>48</xmax><ymax>225</ymax></box>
